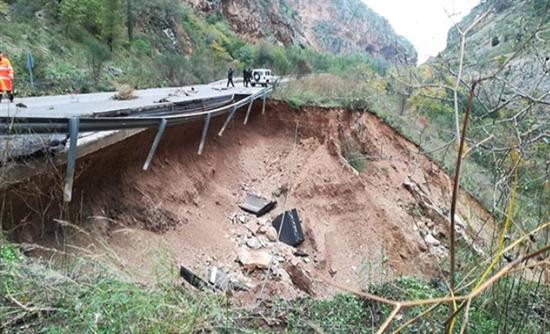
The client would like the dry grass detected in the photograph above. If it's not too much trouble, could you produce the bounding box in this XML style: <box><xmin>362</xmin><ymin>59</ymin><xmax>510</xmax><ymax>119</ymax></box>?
<box><xmin>112</xmin><ymin>83</ymin><xmax>137</xmax><ymax>101</ymax></box>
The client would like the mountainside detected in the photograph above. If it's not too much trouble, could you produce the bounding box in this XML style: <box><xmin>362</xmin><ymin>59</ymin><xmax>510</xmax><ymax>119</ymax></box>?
<box><xmin>0</xmin><ymin>0</ymin><xmax>416</xmax><ymax>96</ymax></box>
<box><xmin>436</xmin><ymin>0</ymin><xmax>549</xmax><ymax>93</ymax></box>
<box><xmin>417</xmin><ymin>0</ymin><xmax>549</xmax><ymax>228</ymax></box>
<box><xmin>184</xmin><ymin>0</ymin><xmax>418</xmax><ymax>64</ymax></box>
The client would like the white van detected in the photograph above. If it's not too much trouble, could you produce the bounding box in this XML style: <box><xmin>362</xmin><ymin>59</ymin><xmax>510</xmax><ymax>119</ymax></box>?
<box><xmin>251</xmin><ymin>69</ymin><xmax>276</xmax><ymax>87</ymax></box>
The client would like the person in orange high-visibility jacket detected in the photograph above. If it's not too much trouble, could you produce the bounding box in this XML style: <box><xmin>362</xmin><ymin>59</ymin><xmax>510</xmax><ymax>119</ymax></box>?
<box><xmin>0</xmin><ymin>50</ymin><xmax>14</xmax><ymax>103</ymax></box>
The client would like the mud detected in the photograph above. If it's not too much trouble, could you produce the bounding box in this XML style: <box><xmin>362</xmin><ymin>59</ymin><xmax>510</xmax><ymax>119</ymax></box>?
<box><xmin>2</xmin><ymin>100</ymin><xmax>494</xmax><ymax>301</ymax></box>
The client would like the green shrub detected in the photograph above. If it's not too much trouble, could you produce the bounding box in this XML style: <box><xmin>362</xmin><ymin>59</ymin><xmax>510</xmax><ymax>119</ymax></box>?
<box><xmin>132</xmin><ymin>38</ymin><xmax>151</xmax><ymax>56</ymax></box>
<box><xmin>85</xmin><ymin>37</ymin><xmax>111</xmax><ymax>82</ymax></box>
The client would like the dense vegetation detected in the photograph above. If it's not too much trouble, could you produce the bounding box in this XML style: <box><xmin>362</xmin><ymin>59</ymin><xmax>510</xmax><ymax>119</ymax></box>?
<box><xmin>2</xmin><ymin>240</ymin><xmax>549</xmax><ymax>333</ymax></box>
<box><xmin>0</xmin><ymin>0</ymin><xmax>394</xmax><ymax>96</ymax></box>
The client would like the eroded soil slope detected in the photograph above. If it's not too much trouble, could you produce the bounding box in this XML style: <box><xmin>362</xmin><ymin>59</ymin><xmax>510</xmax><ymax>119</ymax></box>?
<box><xmin>6</xmin><ymin>101</ymin><xmax>493</xmax><ymax>301</ymax></box>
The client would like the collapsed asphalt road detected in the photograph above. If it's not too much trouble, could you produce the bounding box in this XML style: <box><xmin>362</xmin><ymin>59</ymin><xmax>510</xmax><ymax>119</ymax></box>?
<box><xmin>1</xmin><ymin>100</ymin><xmax>493</xmax><ymax>302</ymax></box>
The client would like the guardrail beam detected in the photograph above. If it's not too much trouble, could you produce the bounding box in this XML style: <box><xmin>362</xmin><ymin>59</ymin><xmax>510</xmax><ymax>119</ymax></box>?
<box><xmin>243</xmin><ymin>97</ymin><xmax>254</xmax><ymax>125</ymax></box>
<box><xmin>143</xmin><ymin>118</ymin><xmax>167</xmax><ymax>171</ymax></box>
<box><xmin>63</xmin><ymin>117</ymin><xmax>79</xmax><ymax>203</ymax></box>
<box><xmin>218</xmin><ymin>105</ymin><xmax>237</xmax><ymax>137</ymax></box>
<box><xmin>262</xmin><ymin>91</ymin><xmax>267</xmax><ymax>115</ymax></box>
<box><xmin>197</xmin><ymin>113</ymin><xmax>212</xmax><ymax>155</ymax></box>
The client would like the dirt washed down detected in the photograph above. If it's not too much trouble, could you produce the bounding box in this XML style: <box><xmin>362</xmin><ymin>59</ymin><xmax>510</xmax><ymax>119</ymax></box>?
<box><xmin>11</xmin><ymin>101</ymin><xmax>493</xmax><ymax>303</ymax></box>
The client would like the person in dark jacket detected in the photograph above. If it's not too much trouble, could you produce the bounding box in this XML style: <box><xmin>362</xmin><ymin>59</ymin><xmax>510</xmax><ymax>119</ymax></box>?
<box><xmin>243</xmin><ymin>68</ymin><xmax>248</xmax><ymax>87</ymax></box>
<box><xmin>227</xmin><ymin>67</ymin><xmax>235</xmax><ymax>88</ymax></box>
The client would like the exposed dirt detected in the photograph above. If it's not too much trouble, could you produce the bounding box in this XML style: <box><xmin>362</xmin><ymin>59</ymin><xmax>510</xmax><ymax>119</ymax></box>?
<box><xmin>3</xmin><ymin>100</ymin><xmax>494</xmax><ymax>302</ymax></box>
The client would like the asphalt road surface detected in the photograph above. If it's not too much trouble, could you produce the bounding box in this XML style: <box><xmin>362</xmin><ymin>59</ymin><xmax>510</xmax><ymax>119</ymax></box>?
<box><xmin>0</xmin><ymin>78</ymin><xmax>264</xmax><ymax>118</ymax></box>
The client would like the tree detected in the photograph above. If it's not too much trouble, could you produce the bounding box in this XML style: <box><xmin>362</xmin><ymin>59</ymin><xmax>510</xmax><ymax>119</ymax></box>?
<box><xmin>126</xmin><ymin>0</ymin><xmax>134</xmax><ymax>43</ymax></box>
<box><xmin>101</xmin><ymin>0</ymin><xmax>122</xmax><ymax>51</ymax></box>
<box><xmin>59</xmin><ymin>0</ymin><xmax>102</xmax><ymax>35</ymax></box>
<box><xmin>86</xmin><ymin>37</ymin><xmax>111</xmax><ymax>83</ymax></box>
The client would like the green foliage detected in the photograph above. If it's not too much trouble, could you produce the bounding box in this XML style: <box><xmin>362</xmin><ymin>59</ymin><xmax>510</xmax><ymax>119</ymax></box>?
<box><xmin>0</xmin><ymin>241</ymin><xmax>19</xmax><ymax>264</ymax></box>
<box><xmin>285</xmin><ymin>295</ymin><xmax>373</xmax><ymax>333</ymax></box>
<box><xmin>132</xmin><ymin>38</ymin><xmax>151</xmax><ymax>56</ymax></box>
<box><xmin>233</xmin><ymin>44</ymin><xmax>255</xmax><ymax>66</ymax></box>
<box><xmin>85</xmin><ymin>37</ymin><xmax>111</xmax><ymax>82</ymax></box>
<box><xmin>59</xmin><ymin>0</ymin><xmax>103</xmax><ymax>35</ymax></box>
<box><xmin>101</xmin><ymin>0</ymin><xmax>122</xmax><ymax>50</ymax></box>
<box><xmin>0</xmin><ymin>249</ymin><xmax>236</xmax><ymax>333</ymax></box>
<box><xmin>155</xmin><ymin>52</ymin><xmax>194</xmax><ymax>85</ymax></box>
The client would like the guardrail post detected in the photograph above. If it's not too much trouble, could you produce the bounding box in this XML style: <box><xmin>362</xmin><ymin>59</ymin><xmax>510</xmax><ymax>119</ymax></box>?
<box><xmin>243</xmin><ymin>96</ymin><xmax>254</xmax><ymax>125</ymax></box>
<box><xmin>143</xmin><ymin>118</ymin><xmax>167</xmax><ymax>171</ymax></box>
<box><xmin>261</xmin><ymin>91</ymin><xmax>267</xmax><ymax>115</ymax></box>
<box><xmin>198</xmin><ymin>112</ymin><xmax>212</xmax><ymax>155</ymax></box>
<box><xmin>63</xmin><ymin>117</ymin><xmax>79</xmax><ymax>203</ymax></box>
<box><xmin>218</xmin><ymin>105</ymin><xmax>237</xmax><ymax>137</ymax></box>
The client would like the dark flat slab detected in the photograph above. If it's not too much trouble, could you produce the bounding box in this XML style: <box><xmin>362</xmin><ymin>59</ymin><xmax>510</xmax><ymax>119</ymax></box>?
<box><xmin>272</xmin><ymin>209</ymin><xmax>304</xmax><ymax>247</ymax></box>
<box><xmin>239</xmin><ymin>193</ymin><xmax>276</xmax><ymax>217</ymax></box>
<box><xmin>180</xmin><ymin>265</ymin><xmax>208</xmax><ymax>290</ymax></box>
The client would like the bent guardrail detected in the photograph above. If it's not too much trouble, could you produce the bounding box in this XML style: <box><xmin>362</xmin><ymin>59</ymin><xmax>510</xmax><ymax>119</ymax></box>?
<box><xmin>0</xmin><ymin>85</ymin><xmax>274</xmax><ymax>202</ymax></box>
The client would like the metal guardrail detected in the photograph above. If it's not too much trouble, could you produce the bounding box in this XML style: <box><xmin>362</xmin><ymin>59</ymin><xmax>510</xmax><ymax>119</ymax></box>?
<box><xmin>0</xmin><ymin>85</ymin><xmax>274</xmax><ymax>202</ymax></box>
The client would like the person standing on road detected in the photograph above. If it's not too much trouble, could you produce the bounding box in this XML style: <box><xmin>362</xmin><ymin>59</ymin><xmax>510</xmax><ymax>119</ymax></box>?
<box><xmin>227</xmin><ymin>67</ymin><xmax>235</xmax><ymax>88</ymax></box>
<box><xmin>0</xmin><ymin>50</ymin><xmax>14</xmax><ymax>104</ymax></box>
<box><xmin>243</xmin><ymin>67</ymin><xmax>248</xmax><ymax>87</ymax></box>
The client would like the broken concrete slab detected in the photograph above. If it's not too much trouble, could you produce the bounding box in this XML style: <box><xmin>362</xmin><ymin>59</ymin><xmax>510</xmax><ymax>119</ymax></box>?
<box><xmin>180</xmin><ymin>265</ymin><xmax>208</xmax><ymax>290</ymax></box>
<box><xmin>272</xmin><ymin>209</ymin><xmax>304</xmax><ymax>247</ymax></box>
<box><xmin>206</xmin><ymin>266</ymin><xmax>232</xmax><ymax>291</ymax></box>
<box><xmin>239</xmin><ymin>193</ymin><xmax>276</xmax><ymax>217</ymax></box>
<box><xmin>237</xmin><ymin>249</ymin><xmax>272</xmax><ymax>270</ymax></box>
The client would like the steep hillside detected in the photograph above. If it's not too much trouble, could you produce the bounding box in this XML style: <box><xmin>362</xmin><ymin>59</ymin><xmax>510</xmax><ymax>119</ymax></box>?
<box><xmin>437</xmin><ymin>0</ymin><xmax>549</xmax><ymax>93</ymax></box>
<box><xmin>0</xmin><ymin>0</ymin><xmax>416</xmax><ymax>97</ymax></box>
<box><xmin>184</xmin><ymin>0</ymin><xmax>418</xmax><ymax>64</ymax></box>
<box><xmin>413</xmin><ymin>0</ymin><xmax>549</xmax><ymax>228</ymax></box>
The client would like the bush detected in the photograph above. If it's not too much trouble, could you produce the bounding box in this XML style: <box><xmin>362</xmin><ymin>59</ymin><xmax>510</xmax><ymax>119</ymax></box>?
<box><xmin>85</xmin><ymin>37</ymin><xmax>112</xmax><ymax>82</ymax></box>
<box><xmin>132</xmin><ymin>38</ymin><xmax>151</xmax><ymax>56</ymax></box>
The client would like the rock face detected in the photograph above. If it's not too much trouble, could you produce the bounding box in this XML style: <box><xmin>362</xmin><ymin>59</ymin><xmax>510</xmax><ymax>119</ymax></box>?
<box><xmin>183</xmin><ymin>0</ymin><xmax>417</xmax><ymax>64</ymax></box>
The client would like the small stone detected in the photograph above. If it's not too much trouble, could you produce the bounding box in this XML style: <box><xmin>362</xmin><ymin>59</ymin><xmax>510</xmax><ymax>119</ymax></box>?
<box><xmin>431</xmin><ymin>245</ymin><xmax>448</xmax><ymax>258</ymax></box>
<box><xmin>293</xmin><ymin>249</ymin><xmax>309</xmax><ymax>257</ymax></box>
<box><xmin>237</xmin><ymin>249</ymin><xmax>271</xmax><ymax>270</ymax></box>
<box><xmin>454</xmin><ymin>214</ymin><xmax>466</xmax><ymax>229</ymax></box>
<box><xmin>265</xmin><ymin>227</ymin><xmax>278</xmax><ymax>242</ymax></box>
<box><xmin>433</xmin><ymin>225</ymin><xmax>447</xmax><ymax>239</ymax></box>
<box><xmin>418</xmin><ymin>242</ymin><xmax>428</xmax><ymax>252</ymax></box>
<box><xmin>244</xmin><ymin>222</ymin><xmax>259</xmax><ymax>235</ymax></box>
<box><xmin>257</xmin><ymin>235</ymin><xmax>271</xmax><ymax>247</ymax></box>
<box><xmin>246</xmin><ymin>237</ymin><xmax>262</xmax><ymax>250</ymax></box>
<box><xmin>424</xmin><ymin>233</ymin><xmax>441</xmax><ymax>247</ymax></box>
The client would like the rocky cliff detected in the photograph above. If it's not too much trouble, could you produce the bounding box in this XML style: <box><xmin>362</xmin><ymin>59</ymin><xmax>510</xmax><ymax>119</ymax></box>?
<box><xmin>183</xmin><ymin>0</ymin><xmax>418</xmax><ymax>64</ymax></box>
